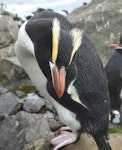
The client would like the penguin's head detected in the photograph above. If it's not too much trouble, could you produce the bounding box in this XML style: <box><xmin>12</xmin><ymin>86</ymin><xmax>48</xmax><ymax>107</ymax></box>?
<box><xmin>35</xmin><ymin>18</ymin><xmax>83</xmax><ymax>98</ymax></box>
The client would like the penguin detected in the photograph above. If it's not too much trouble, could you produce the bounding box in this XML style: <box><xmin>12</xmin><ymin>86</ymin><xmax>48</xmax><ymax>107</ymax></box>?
<box><xmin>105</xmin><ymin>36</ymin><xmax>122</xmax><ymax>122</ymax></box>
<box><xmin>15</xmin><ymin>11</ymin><xmax>111</xmax><ymax>150</ymax></box>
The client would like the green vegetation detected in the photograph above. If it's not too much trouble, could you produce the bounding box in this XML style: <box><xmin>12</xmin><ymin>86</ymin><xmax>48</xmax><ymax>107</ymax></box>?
<box><xmin>0</xmin><ymin>74</ymin><xmax>9</xmax><ymax>86</ymax></box>
<box><xmin>109</xmin><ymin>128</ymin><xmax>122</xmax><ymax>134</ymax></box>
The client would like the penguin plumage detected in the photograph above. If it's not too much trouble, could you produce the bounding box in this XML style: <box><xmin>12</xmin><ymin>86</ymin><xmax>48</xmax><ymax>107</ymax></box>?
<box><xmin>105</xmin><ymin>36</ymin><xmax>122</xmax><ymax>121</ymax></box>
<box><xmin>15</xmin><ymin>11</ymin><xmax>111</xmax><ymax>150</ymax></box>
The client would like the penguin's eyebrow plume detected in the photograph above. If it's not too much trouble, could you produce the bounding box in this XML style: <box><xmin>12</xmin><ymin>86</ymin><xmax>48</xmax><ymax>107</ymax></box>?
<box><xmin>52</xmin><ymin>18</ymin><xmax>60</xmax><ymax>64</ymax></box>
<box><xmin>69</xmin><ymin>28</ymin><xmax>83</xmax><ymax>65</ymax></box>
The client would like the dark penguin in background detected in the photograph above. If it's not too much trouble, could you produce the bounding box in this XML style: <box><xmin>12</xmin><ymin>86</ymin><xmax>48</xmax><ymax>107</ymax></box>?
<box><xmin>15</xmin><ymin>11</ymin><xmax>111</xmax><ymax>150</ymax></box>
<box><xmin>105</xmin><ymin>36</ymin><xmax>122</xmax><ymax>121</ymax></box>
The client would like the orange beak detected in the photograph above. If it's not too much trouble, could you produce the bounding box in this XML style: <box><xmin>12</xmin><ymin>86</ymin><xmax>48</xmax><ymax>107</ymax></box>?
<box><xmin>50</xmin><ymin>63</ymin><xmax>66</xmax><ymax>98</ymax></box>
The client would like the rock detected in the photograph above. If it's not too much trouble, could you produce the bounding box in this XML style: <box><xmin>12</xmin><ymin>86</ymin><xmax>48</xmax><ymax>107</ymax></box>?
<box><xmin>43</xmin><ymin>111</ymin><xmax>55</xmax><ymax>119</ymax></box>
<box><xmin>9</xmin><ymin>103</ymin><xmax>23</xmax><ymax>115</ymax></box>
<box><xmin>0</xmin><ymin>115</ymin><xmax>5</xmax><ymax>121</ymax></box>
<box><xmin>68</xmin><ymin>0</ymin><xmax>122</xmax><ymax>65</ymax></box>
<box><xmin>23</xmin><ymin>94</ymin><xmax>45</xmax><ymax>113</ymax></box>
<box><xmin>22</xmin><ymin>132</ymin><xmax>55</xmax><ymax>150</ymax></box>
<box><xmin>0</xmin><ymin>44</ymin><xmax>15</xmax><ymax>58</ymax></box>
<box><xmin>22</xmin><ymin>138</ymin><xmax>50</xmax><ymax>150</ymax></box>
<box><xmin>45</xmin><ymin>100</ymin><xmax>56</xmax><ymax>113</ymax></box>
<box><xmin>48</xmin><ymin>119</ymin><xmax>61</xmax><ymax>131</ymax></box>
<box><xmin>15</xmin><ymin>90</ymin><xmax>25</xmax><ymax>97</ymax></box>
<box><xmin>0</xmin><ymin>58</ymin><xmax>27</xmax><ymax>81</ymax></box>
<box><xmin>0</xmin><ymin>115</ymin><xmax>23</xmax><ymax>150</ymax></box>
<box><xmin>16</xmin><ymin>111</ymin><xmax>51</xmax><ymax>143</ymax></box>
<box><xmin>0</xmin><ymin>15</ymin><xmax>18</xmax><ymax>47</ymax></box>
<box><xmin>0</xmin><ymin>87</ymin><xmax>121</xmax><ymax>150</ymax></box>
<box><xmin>109</xmin><ymin>134</ymin><xmax>122</xmax><ymax>150</ymax></box>
<box><xmin>22</xmin><ymin>133</ymin><xmax>122</xmax><ymax>150</ymax></box>
<box><xmin>0</xmin><ymin>111</ymin><xmax>51</xmax><ymax>150</ymax></box>
<box><xmin>4</xmin><ymin>56</ymin><xmax>22</xmax><ymax>66</ymax></box>
<box><xmin>0</xmin><ymin>87</ymin><xmax>8</xmax><ymax>95</ymax></box>
<box><xmin>0</xmin><ymin>91</ymin><xmax>20</xmax><ymax>117</ymax></box>
<box><xmin>109</xmin><ymin>123</ymin><xmax>117</xmax><ymax>129</ymax></box>
<box><xmin>24</xmin><ymin>134</ymin><xmax>96</xmax><ymax>150</ymax></box>
<box><xmin>61</xmin><ymin>134</ymin><xmax>122</xmax><ymax>150</ymax></box>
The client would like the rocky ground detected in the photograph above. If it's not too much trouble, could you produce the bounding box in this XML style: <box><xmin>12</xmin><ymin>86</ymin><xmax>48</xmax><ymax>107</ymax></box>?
<box><xmin>0</xmin><ymin>86</ymin><xmax>122</xmax><ymax>150</ymax></box>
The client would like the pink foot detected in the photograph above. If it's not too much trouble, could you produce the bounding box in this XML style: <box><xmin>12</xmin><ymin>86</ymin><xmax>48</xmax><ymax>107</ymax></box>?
<box><xmin>51</xmin><ymin>129</ymin><xmax>78</xmax><ymax>150</ymax></box>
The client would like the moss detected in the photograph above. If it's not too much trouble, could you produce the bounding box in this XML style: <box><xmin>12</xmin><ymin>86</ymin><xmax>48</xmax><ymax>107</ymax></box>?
<box><xmin>0</xmin><ymin>74</ymin><xmax>9</xmax><ymax>86</ymax></box>
<box><xmin>109</xmin><ymin>128</ymin><xmax>122</xmax><ymax>134</ymax></box>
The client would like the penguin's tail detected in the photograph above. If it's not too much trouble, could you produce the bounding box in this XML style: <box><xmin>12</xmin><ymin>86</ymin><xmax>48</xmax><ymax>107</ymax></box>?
<box><xmin>95</xmin><ymin>136</ymin><xmax>112</xmax><ymax>150</ymax></box>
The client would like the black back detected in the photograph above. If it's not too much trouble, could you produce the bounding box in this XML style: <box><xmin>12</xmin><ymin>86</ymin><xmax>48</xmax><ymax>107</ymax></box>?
<box><xmin>25</xmin><ymin>11</ymin><xmax>111</xmax><ymax>150</ymax></box>
<box><xmin>105</xmin><ymin>49</ymin><xmax>122</xmax><ymax>110</ymax></box>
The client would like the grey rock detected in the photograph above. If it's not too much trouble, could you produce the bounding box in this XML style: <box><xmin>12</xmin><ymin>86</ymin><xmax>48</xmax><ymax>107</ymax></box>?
<box><xmin>0</xmin><ymin>115</ymin><xmax>5</xmax><ymax>121</ymax></box>
<box><xmin>15</xmin><ymin>90</ymin><xmax>25</xmax><ymax>97</ymax></box>
<box><xmin>0</xmin><ymin>115</ymin><xmax>23</xmax><ymax>150</ymax></box>
<box><xmin>0</xmin><ymin>87</ymin><xmax>8</xmax><ymax>95</ymax></box>
<box><xmin>68</xmin><ymin>0</ymin><xmax>122</xmax><ymax>65</ymax></box>
<box><xmin>0</xmin><ymin>91</ymin><xmax>19</xmax><ymax>117</ymax></box>
<box><xmin>45</xmin><ymin>100</ymin><xmax>56</xmax><ymax>113</ymax></box>
<box><xmin>17</xmin><ymin>112</ymin><xmax>50</xmax><ymax>143</ymax></box>
<box><xmin>0</xmin><ymin>16</ymin><xmax>18</xmax><ymax>47</ymax></box>
<box><xmin>0</xmin><ymin>44</ymin><xmax>15</xmax><ymax>59</ymax></box>
<box><xmin>16</xmin><ymin>111</ymin><xmax>50</xmax><ymax>142</ymax></box>
<box><xmin>21</xmin><ymin>133</ymin><xmax>122</xmax><ymax>150</ymax></box>
<box><xmin>0</xmin><ymin>58</ymin><xmax>27</xmax><ymax>81</ymax></box>
<box><xmin>22</xmin><ymin>132</ymin><xmax>55</xmax><ymax>150</ymax></box>
<box><xmin>0</xmin><ymin>111</ymin><xmax>50</xmax><ymax>150</ymax></box>
<box><xmin>9</xmin><ymin>103</ymin><xmax>23</xmax><ymax>115</ymax></box>
<box><xmin>23</xmin><ymin>94</ymin><xmax>45</xmax><ymax>113</ymax></box>
<box><xmin>43</xmin><ymin>111</ymin><xmax>55</xmax><ymax>119</ymax></box>
<box><xmin>48</xmin><ymin>118</ymin><xmax>61</xmax><ymax>131</ymax></box>
<box><xmin>58</xmin><ymin>134</ymin><xmax>122</xmax><ymax>150</ymax></box>
<box><xmin>22</xmin><ymin>138</ymin><xmax>51</xmax><ymax>150</ymax></box>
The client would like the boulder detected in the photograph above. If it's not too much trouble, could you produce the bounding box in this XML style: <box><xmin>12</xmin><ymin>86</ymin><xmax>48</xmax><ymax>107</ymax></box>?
<box><xmin>0</xmin><ymin>87</ymin><xmax>8</xmax><ymax>94</ymax></box>
<box><xmin>0</xmin><ymin>111</ymin><xmax>51</xmax><ymax>150</ymax></box>
<box><xmin>22</xmin><ymin>133</ymin><xmax>98</xmax><ymax>150</ymax></box>
<box><xmin>23</xmin><ymin>139</ymin><xmax>51</xmax><ymax>150</ymax></box>
<box><xmin>109</xmin><ymin>134</ymin><xmax>122</xmax><ymax>150</ymax></box>
<box><xmin>0</xmin><ymin>16</ymin><xmax>18</xmax><ymax>47</ymax></box>
<box><xmin>0</xmin><ymin>89</ymin><xmax>20</xmax><ymax>117</ymax></box>
<box><xmin>0</xmin><ymin>58</ymin><xmax>27</xmax><ymax>81</ymax></box>
<box><xmin>23</xmin><ymin>95</ymin><xmax>45</xmax><ymax>113</ymax></box>
<box><xmin>0</xmin><ymin>44</ymin><xmax>15</xmax><ymax>58</ymax></box>
<box><xmin>68</xmin><ymin>0</ymin><xmax>122</xmax><ymax>65</ymax></box>
<box><xmin>22</xmin><ymin>133</ymin><xmax>122</xmax><ymax>150</ymax></box>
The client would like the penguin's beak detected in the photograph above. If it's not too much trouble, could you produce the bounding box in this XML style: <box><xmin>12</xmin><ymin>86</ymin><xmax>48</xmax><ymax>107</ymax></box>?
<box><xmin>49</xmin><ymin>62</ymin><xmax>66</xmax><ymax>98</ymax></box>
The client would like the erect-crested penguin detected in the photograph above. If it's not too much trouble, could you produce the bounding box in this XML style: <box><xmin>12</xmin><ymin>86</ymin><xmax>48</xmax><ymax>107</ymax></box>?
<box><xmin>105</xmin><ymin>38</ymin><xmax>122</xmax><ymax>122</ymax></box>
<box><xmin>15</xmin><ymin>11</ymin><xmax>111</xmax><ymax>150</ymax></box>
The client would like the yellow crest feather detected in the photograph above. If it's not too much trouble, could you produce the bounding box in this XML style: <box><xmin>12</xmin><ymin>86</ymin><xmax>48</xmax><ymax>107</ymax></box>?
<box><xmin>69</xmin><ymin>28</ymin><xmax>83</xmax><ymax>64</ymax></box>
<box><xmin>52</xmin><ymin>18</ymin><xmax>60</xmax><ymax>63</ymax></box>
